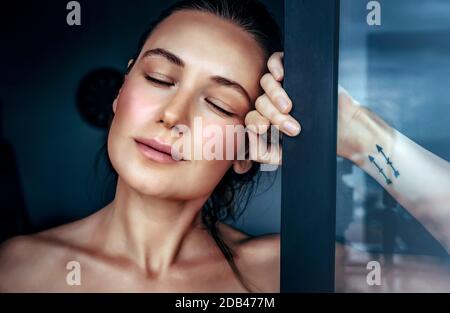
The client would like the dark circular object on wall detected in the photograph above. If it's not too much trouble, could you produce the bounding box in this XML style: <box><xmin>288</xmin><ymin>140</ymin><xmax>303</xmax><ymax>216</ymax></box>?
<box><xmin>76</xmin><ymin>68</ymin><xmax>123</xmax><ymax>129</ymax></box>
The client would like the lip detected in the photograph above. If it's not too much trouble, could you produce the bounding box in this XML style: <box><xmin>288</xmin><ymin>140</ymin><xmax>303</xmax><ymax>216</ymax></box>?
<box><xmin>134</xmin><ymin>137</ymin><xmax>184</xmax><ymax>164</ymax></box>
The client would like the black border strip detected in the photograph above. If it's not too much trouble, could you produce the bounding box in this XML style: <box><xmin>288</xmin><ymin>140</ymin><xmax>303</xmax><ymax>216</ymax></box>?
<box><xmin>281</xmin><ymin>0</ymin><xmax>340</xmax><ymax>292</ymax></box>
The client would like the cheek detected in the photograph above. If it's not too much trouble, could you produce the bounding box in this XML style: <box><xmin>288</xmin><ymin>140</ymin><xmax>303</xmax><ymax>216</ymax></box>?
<box><xmin>108</xmin><ymin>80</ymin><xmax>166</xmax><ymax>172</ymax></box>
<box><xmin>114</xmin><ymin>79</ymin><xmax>165</xmax><ymax>129</ymax></box>
<box><xmin>200</xmin><ymin>119</ymin><xmax>247</xmax><ymax>160</ymax></box>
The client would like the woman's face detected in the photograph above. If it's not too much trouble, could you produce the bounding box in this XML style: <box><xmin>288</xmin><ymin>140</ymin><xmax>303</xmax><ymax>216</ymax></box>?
<box><xmin>108</xmin><ymin>10</ymin><xmax>266</xmax><ymax>200</ymax></box>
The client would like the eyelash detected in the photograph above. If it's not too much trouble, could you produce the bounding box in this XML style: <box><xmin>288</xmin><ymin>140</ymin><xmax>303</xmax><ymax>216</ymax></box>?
<box><xmin>205</xmin><ymin>99</ymin><xmax>234</xmax><ymax>117</ymax></box>
<box><xmin>145</xmin><ymin>75</ymin><xmax>174</xmax><ymax>87</ymax></box>
<box><xmin>145</xmin><ymin>75</ymin><xmax>234</xmax><ymax>117</ymax></box>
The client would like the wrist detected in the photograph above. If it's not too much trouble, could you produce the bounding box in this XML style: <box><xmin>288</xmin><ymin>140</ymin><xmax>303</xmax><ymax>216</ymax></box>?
<box><xmin>347</xmin><ymin>107</ymin><xmax>394</xmax><ymax>167</ymax></box>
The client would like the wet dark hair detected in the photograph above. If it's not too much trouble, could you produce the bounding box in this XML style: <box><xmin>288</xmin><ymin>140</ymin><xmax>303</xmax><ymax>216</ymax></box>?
<box><xmin>110</xmin><ymin>0</ymin><xmax>282</xmax><ymax>292</ymax></box>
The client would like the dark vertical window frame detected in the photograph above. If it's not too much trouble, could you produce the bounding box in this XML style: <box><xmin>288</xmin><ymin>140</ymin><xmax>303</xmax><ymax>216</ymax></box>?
<box><xmin>280</xmin><ymin>0</ymin><xmax>340</xmax><ymax>292</ymax></box>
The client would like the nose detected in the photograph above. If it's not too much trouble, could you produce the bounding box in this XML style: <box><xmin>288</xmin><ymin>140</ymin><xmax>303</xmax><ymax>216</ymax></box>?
<box><xmin>157</xmin><ymin>90</ymin><xmax>192</xmax><ymax>129</ymax></box>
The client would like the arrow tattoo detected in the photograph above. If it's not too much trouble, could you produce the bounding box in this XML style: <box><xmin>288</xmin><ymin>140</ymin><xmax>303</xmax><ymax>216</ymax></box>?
<box><xmin>376</xmin><ymin>144</ymin><xmax>400</xmax><ymax>178</ymax></box>
<box><xmin>368</xmin><ymin>155</ymin><xmax>392</xmax><ymax>185</ymax></box>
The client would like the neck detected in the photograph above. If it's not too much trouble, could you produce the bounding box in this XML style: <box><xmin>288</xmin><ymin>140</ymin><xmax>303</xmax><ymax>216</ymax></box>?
<box><xmin>99</xmin><ymin>177</ymin><xmax>211</xmax><ymax>276</ymax></box>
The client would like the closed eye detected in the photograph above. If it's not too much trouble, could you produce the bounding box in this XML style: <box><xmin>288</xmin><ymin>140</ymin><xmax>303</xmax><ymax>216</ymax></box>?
<box><xmin>145</xmin><ymin>75</ymin><xmax>174</xmax><ymax>87</ymax></box>
<box><xmin>205</xmin><ymin>99</ymin><xmax>234</xmax><ymax>117</ymax></box>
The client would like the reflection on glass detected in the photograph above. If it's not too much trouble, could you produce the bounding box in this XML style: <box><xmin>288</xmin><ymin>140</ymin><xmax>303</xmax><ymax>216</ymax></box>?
<box><xmin>336</xmin><ymin>0</ymin><xmax>450</xmax><ymax>292</ymax></box>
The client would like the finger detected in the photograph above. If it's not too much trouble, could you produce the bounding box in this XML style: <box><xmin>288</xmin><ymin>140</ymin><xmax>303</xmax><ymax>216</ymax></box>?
<box><xmin>248</xmin><ymin>131</ymin><xmax>282</xmax><ymax>165</ymax></box>
<box><xmin>255</xmin><ymin>94</ymin><xmax>301</xmax><ymax>136</ymax></box>
<box><xmin>260</xmin><ymin>72</ymin><xmax>292</xmax><ymax>114</ymax></box>
<box><xmin>267</xmin><ymin>51</ymin><xmax>284</xmax><ymax>81</ymax></box>
<box><xmin>245</xmin><ymin>110</ymin><xmax>270</xmax><ymax>135</ymax></box>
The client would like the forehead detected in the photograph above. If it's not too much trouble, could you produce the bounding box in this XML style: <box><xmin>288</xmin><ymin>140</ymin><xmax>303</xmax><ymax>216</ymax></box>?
<box><xmin>139</xmin><ymin>10</ymin><xmax>265</xmax><ymax>97</ymax></box>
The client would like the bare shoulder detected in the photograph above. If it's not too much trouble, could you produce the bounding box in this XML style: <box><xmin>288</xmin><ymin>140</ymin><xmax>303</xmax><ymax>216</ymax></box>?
<box><xmin>0</xmin><ymin>234</ymin><xmax>62</xmax><ymax>291</ymax></box>
<box><xmin>217</xmin><ymin>223</ymin><xmax>280</xmax><ymax>292</ymax></box>
<box><xmin>237</xmin><ymin>233</ymin><xmax>280</xmax><ymax>292</ymax></box>
<box><xmin>0</xmin><ymin>212</ymin><xmax>101</xmax><ymax>292</ymax></box>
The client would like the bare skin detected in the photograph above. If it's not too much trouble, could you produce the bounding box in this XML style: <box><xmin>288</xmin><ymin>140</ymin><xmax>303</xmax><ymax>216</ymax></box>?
<box><xmin>1</xmin><ymin>9</ymin><xmax>450</xmax><ymax>293</ymax></box>
<box><xmin>0</xmin><ymin>10</ymin><xmax>280</xmax><ymax>293</ymax></box>
<box><xmin>0</xmin><ymin>209</ymin><xmax>279</xmax><ymax>292</ymax></box>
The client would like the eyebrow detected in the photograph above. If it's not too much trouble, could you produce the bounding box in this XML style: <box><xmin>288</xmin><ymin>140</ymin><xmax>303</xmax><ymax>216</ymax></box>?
<box><xmin>210</xmin><ymin>75</ymin><xmax>251</xmax><ymax>105</ymax></box>
<box><xmin>142</xmin><ymin>48</ymin><xmax>185</xmax><ymax>67</ymax></box>
<box><xmin>141</xmin><ymin>48</ymin><xmax>251</xmax><ymax>104</ymax></box>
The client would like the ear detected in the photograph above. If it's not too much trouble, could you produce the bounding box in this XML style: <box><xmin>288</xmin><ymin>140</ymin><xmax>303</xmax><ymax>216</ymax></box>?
<box><xmin>232</xmin><ymin>159</ymin><xmax>253</xmax><ymax>174</ymax></box>
<box><xmin>113</xmin><ymin>59</ymin><xmax>134</xmax><ymax>114</ymax></box>
<box><xmin>112</xmin><ymin>97</ymin><xmax>118</xmax><ymax>114</ymax></box>
<box><xmin>127</xmin><ymin>59</ymin><xmax>134</xmax><ymax>69</ymax></box>
<box><xmin>112</xmin><ymin>85</ymin><xmax>123</xmax><ymax>113</ymax></box>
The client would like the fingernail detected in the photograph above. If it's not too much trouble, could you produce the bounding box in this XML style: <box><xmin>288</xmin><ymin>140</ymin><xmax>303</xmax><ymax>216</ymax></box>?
<box><xmin>274</xmin><ymin>68</ymin><xmax>283</xmax><ymax>80</ymax></box>
<box><xmin>283</xmin><ymin>121</ymin><xmax>300</xmax><ymax>135</ymax></box>
<box><xmin>278</xmin><ymin>97</ymin><xmax>288</xmax><ymax>112</ymax></box>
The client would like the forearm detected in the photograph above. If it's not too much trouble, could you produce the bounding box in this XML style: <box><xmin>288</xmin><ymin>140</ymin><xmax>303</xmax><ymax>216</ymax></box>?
<box><xmin>348</xmin><ymin>107</ymin><xmax>450</xmax><ymax>252</ymax></box>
